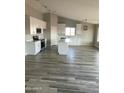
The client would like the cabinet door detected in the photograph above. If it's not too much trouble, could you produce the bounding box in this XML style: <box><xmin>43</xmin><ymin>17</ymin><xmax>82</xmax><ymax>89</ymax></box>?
<box><xmin>41</xmin><ymin>20</ymin><xmax>46</xmax><ymax>29</ymax></box>
<box><xmin>30</xmin><ymin>16</ymin><xmax>46</xmax><ymax>34</ymax></box>
<box><xmin>26</xmin><ymin>42</ymin><xmax>35</xmax><ymax>55</ymax></box>
<box><xmin>58</xmin><ymin>24</ymin><xmax>65</xmax><ymax>36</ymax></box>
<box><xmin>43</xmin><ymin>21</ymin><xmax>46</xmax><ymax>29</ymax></box>
<box><xmin>76</xmin><ymin>24</ymin><xmax>82</xmax><ymax>35</ymax></box>
<box><xmin>30</xmin><ymin>17</ymin><xmax>36</xmax><ymax>34</ymax></box>
<box><xmin>35</xmin><ymin>41</ymin><xmax>41</xmax><ymax>54</ymax></box>
<box><xmin>37</xmin><ymin>19</ymin><xmax>41</xmax><ymax>28</ymax></box>
<box><xmin>43</xmin><ymin>22</ymin><xmax>46</xmax><ymax>29</ymax></box>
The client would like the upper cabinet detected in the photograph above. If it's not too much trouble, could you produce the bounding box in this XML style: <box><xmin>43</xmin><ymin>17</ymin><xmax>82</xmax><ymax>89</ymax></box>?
<box><xmin>30</xmin><ymin>16</ymin><xmax>46</xmax><ymax>34</ymax></box>
<box><xmin>76</xmin><ymin>24</ymin><xmax>82</xmax><ymax>35</ymax></box>
<box><xmin>58</xmin><ymin>24</ymin><xmax>66</xmax><ymax>36</ymax></box>
<box><xmin>40</xmin><ymin>20</ymin><xmax>46</xmax><ymax>29</ymax></box>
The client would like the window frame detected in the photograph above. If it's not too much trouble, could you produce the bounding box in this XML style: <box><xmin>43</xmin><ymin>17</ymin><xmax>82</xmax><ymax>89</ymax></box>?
<box><xmin>65</xmin><ymin>27</ymin><xmax>76</xmax><ymax>36</ymax></box>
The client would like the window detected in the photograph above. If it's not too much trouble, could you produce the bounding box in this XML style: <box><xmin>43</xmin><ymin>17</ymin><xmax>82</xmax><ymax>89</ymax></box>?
<box><xmin>65</xmin><ymin>27</ymin><xmax>75</xmax><ymax>36</ymax></box>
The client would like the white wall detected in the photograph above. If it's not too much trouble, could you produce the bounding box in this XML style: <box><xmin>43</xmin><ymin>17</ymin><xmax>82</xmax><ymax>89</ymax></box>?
<box><xmin>93</xmin><ymin>24</ymin><xmax>99</xmax><ymax>48</ymax></box>
<box><xmin>68</xmin><ymin>23</ymin><xmax>94</xmax><ymax>46</ymax></box>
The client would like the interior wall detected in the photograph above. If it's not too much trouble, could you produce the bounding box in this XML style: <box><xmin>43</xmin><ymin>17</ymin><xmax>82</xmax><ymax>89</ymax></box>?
<box><xmin>75</xmin><ymin>24</ymin><xmax>94</xmax><ymax>46</ymax></box>
<box><xmin>93</xmin><ymin>24</ymin><xmax>99</xmax><ymax>48</ymax></box>
<box><xmin>25</xmin><ymin>15</ymin><xmax>30</xmax><ymax>35</ymax></box>
<box><xmin>58</xmin><ymin>17</ymin><xmax>94</xmax><ymax>46</ymax></box>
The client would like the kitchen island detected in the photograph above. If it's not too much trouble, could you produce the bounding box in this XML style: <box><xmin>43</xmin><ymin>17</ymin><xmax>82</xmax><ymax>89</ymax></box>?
<box><xmin>25</xmin><ymin>40</ymin><xmax>41</xmax><ymax>55</ymax></box>
<box><xmin>58</xmin><ymin>39</ymin><xmax>69</xmax><ymax>55</ymax></box>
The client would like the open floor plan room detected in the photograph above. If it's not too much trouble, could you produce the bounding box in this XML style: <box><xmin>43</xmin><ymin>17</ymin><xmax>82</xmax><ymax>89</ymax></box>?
<box><xmin>25</xmin><ymin>0</ymin><xmax>99</xmax><ymax>93</ymax></box>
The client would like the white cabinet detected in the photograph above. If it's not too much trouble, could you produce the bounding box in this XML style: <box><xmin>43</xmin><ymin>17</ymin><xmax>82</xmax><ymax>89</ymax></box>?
<box><xmin>76</xmin><ymin>24</ymin><xmax>82</xmax><ymax>35</ymax></box>
<box><xmin>26</xmin><ymin>41</ymin><xmax>41</xmax><ymax>55</ymax></box>
<box><xmin>58</xmin><ymin>24</ymin><xmax>66</xmax><ymax>36</ymax></box>
<box><xmin>41</xmin><ymin>20</ymin><xmax>46</xmax><ymax>29</ymax></box>
<box><xmin>58</xmin><ymin>40</ymin><xmax>68</xmax><ymax>55</ymax></box>
<box><xmin>30</xmin><ymin>17</ymin><xmax>36</xmax><ymax>34</ymax></box>
<box><xmin>35</xmin><ymin>41</ymin><xmax>41</xmax><ymax>54</ymax></box>
<box><xmin>30</xmin><ymin>16</ymin><xmax>46</xmax><ymax>35</ymax></box>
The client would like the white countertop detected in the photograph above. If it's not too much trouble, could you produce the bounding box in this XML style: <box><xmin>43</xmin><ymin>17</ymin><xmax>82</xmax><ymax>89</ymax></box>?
<box><xmin>58</xmin><ymin>38</ymin><xmax>70</xmax><ymax>43</ymax></box>
<box><xmin>26</xmin><ymin>38</ymin><xmax>46</xmax><ymax>42</ymax></box>
<box><xmin>25</xmin><ymin>39</ymin><xmax>33</xmax><ymax>42</ymax></box>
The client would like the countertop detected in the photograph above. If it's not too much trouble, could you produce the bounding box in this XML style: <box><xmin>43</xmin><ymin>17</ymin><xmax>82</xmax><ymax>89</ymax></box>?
<box><xmin>26</xmin><ymin>39</ymin><xmax>46</xmax><ymax>42</ymax></box>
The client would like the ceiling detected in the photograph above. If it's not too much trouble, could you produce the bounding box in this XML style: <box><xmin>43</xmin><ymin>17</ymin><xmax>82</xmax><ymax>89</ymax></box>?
<box><xmin>26</xmin><ymin>0</ymin><xmax>99</xmax><ymax>24</ymax></box>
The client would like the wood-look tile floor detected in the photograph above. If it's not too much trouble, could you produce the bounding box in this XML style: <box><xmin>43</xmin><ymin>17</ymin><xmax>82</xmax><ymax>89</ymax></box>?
<box><xmin>25</xmin><ymin>46</ymin><xmax>99</xmax><ymax>93</ymax></box>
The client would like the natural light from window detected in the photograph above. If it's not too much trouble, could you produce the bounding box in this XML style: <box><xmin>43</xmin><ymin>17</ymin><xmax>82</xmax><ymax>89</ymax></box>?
<box><xmin>65</xmin><ymin>27</ymin><xmax>75</xmax><ymax>36</ymax></box>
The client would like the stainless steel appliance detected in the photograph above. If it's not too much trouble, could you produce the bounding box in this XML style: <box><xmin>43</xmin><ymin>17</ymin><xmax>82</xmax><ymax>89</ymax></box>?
<box><xmin>32</xmin><ymin>36</ymin><xmax>45</xmax><ymax>50</ymax></box>
<box><xmin>41</xmin><ymin>39</ymin><xmax>45</xmax><ymax>50</ymax></box>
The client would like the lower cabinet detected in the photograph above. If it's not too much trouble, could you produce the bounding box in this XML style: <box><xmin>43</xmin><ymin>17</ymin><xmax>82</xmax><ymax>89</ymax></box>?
<box><xmin>58</xmin><ymin>41</ymin><xmax>68</xmax><ymax>55</ymax></box>
<box><xmin>26</xmin><ymin>41</ymin><xmax>41</xmax><ymax>55</ymax></box>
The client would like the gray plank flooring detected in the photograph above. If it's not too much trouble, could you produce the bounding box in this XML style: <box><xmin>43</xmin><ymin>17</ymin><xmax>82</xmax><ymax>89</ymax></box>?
<box><xmin>25</xmin><ymin>46</ymin><xmax>99</xmax><ymax>93</ymax></box>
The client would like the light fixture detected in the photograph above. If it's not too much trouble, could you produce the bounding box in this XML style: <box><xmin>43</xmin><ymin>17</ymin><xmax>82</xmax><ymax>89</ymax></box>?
<box><xmin>81</xmin><ymin>18</ymin><xmax>88</xmax><ymax>31</ymax></box>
